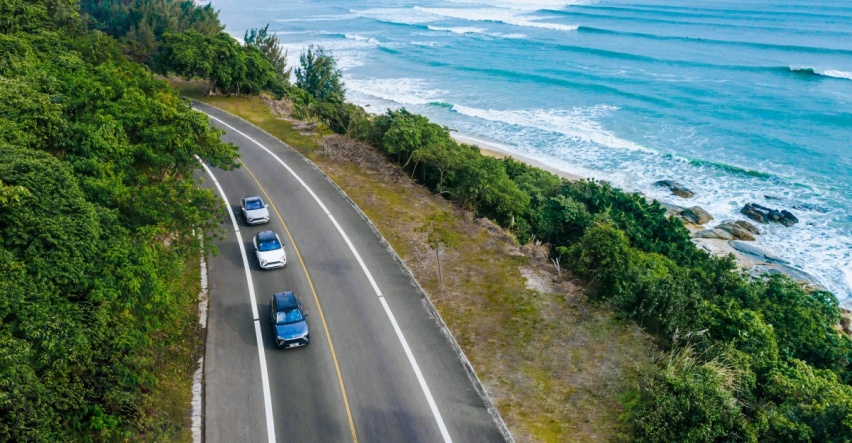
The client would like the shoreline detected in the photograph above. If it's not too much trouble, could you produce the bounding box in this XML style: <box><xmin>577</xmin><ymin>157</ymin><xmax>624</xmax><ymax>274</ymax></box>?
<box><xmin>452</xmin><ymin>132</ymin><xmax>843</xmax><ymax>304</ymax></box>
<box><xmin>452</xmin><ymin>133</ymin><xmax>583</xmax><ymax>181</ymax></box>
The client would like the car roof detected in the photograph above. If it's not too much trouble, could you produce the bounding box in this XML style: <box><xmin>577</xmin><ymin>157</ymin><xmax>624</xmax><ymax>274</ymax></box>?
<box><xmin>256</xmin><ymin>230</ymin><xmax>278</xmax><ymax>241</ymax></box>
<box><xmin>245</xmin><ymin>196</ymin><xmax>263</xmax><ymax>202</ymax></box>
<box><xmin>273</xmin><ymin>291</ymin><xmax>298</xmax><ymax>309</ymax></box>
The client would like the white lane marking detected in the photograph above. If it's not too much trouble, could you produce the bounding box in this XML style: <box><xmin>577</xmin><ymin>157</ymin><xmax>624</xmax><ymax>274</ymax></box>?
<box><xmin>203</xmin><ymin>112</ymin><xmax>453</xmax><ymax>442</ymax></box>
<box><xmin>199</xmin><ymin>159</ymin><xmax>276</xmax><ymax>443</ymax></box>
<box><xmin>206</xmin><ymin>115</ymin><xmax>331</xmax><ymax>215</ymax></box>
<box><xmin>327</xmin><ymin>215</ymin><xmax>382</xmax><ymax>297</ymax></box>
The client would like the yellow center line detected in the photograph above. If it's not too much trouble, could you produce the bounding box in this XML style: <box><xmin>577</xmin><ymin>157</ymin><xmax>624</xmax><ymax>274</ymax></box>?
<box><xmin>240</xmin><ymin>159</ymin><xmax>358</xmax><ymax>443</ymax></box>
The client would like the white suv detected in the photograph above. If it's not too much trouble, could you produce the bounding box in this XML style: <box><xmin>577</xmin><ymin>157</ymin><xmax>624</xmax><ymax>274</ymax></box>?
<box><xmin>241</xmin><ymin>196</ymin><xmax>270</xmax><ymax>225</ymax></box>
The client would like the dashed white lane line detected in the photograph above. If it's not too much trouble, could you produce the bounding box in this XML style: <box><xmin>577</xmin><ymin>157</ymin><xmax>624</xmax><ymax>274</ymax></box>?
<box><xmin>203</xmin><ymin>113</ymin><xmax>453</xmax><ymax>443</ymax></box>
<box><xmin>199</xmin><ymin>158</ymin><xmax>277</xmax><ymax>443</ymax></box>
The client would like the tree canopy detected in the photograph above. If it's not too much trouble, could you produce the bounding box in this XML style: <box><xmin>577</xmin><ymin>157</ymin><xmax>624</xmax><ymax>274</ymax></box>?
<box><xmin>0</xmin><ymin>0</ymin><xmax>237</xmax><ymax>439</ymax></box>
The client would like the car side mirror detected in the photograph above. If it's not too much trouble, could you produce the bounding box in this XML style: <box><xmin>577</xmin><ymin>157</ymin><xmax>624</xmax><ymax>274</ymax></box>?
<box><xmin>304</xmin><ymin>313</ymin><xmax>309</xmax><ymax>318</ymax></box>
<box><xmin>264</xmin><ymin>204</ymin><xmax>269</xmax><ymax>208</ymax></box>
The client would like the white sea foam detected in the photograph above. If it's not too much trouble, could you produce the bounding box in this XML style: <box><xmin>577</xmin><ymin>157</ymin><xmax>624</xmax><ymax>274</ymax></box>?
<box><xmin>411</xmin><ymin>40</ymin><xmax>443</xmax><ymax>47</ymax></box>
<box><xmin>278</xmin><ymin>32</ymin><xmax>385</xmax><ymax>71</ymax></box>
<box><xmin>450</xmin><ymin>104</ymin><xmax>652</xmax><ymax>152</ymax></box>
<box><xmin>344</xmin><ymin>33</ymin><xmax>381</xmax><ymax>44</ymax></box>
<box><xmin>346</xmin><ymin>77</ymin><xmax>448</xmax><ymax>106</ymax></box>
<box><xmin>414</xmin><ymin>6</ymin><xmax>579</xmax><ymax>31</ymax></box>
<box><xmin>427</xmin><ymin>25</ymin><xmax>527</xmax><ymax>39</ymax></box>
<box><xmin>789</xmin><ymin>65</ymin><xmax>852</xmax><ymax>80</ymax></box>
<box><xmin>445</xmin><ymin>0</ymin><xmax>594</xmax><ymax>12</ymax></box>
<box><xmin>350</xmin><ymin>7</ymin><xmax>440</xmax><ymax>25</ymax></box>
<box><xmin>821</xmin><ymin>69</ymin><xmax>852</xmax><ymax>80</ymax></box>
<box><xmin>428</xmin><ymin>26</ymin><xmax>488</xmax><ymax>35</ymax></box>
<box><xmin>275</xmin><ymin>14</ymin><xmax>353</xmax><ymax>23</ymax></box>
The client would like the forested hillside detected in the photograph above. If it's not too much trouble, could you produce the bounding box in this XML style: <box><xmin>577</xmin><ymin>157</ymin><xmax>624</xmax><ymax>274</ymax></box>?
<box><xmin>0</xmin><ymin>0</ymin><xmax>237</xmax><ymax>439</ymax></box>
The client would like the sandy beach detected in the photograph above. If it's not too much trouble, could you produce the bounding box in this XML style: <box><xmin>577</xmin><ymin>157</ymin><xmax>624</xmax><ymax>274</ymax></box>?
<box><xmin>452</xmin><ymin>133</ymin><xmax>583</xmax><ymax>181</ymax></box>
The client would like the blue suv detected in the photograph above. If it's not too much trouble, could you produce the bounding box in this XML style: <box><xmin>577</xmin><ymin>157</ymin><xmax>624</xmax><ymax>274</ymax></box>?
<box><xmin>270</xmin><ymin>291</ymin><xmax>309</xmax><ymax>349</ymax></box>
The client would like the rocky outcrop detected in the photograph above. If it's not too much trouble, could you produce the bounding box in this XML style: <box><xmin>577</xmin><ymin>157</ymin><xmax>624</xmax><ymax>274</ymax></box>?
<box><xmin>679</xmin><ymin>206</ymin><xmax>713</xmax><ymax>224</ymax></box>
<box><xmin>716</xmin><ymin>221</ymin><xmax>758</xmax><ymax>241</ymax></box>
<box><xmin>732</xmin><ymin>220</ymin><xmax>760</xmax><ymax>235</ymax></box>
<box><xmin>746</xmin><ymin>264</ymin><xmax>822</xmax><ymax>287</ymax></box>
<box><xmin>730</xmin><ymin>241</ymin><xmax>789</xmax><ymax>264</ymax></box>
<box><xmin>694</xmin><ymin>228</ymin><xmax>734</xmax><ymax>240</ymax></box>
<box><xmin>655</xmin><ymin>180</ymin><xmax>694</xmax><ymax>198</ymax></box>
<box><xmin>694</xmin><ymin>220</ymin><xmax>760</xmax><ymax>241</ymax></box>
<box><xmin>740</xmin><ymin>203</ymin><xmax>798</xmax><ymax>227</ymax></box>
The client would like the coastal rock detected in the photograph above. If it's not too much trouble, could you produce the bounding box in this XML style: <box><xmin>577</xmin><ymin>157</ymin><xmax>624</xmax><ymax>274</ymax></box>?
<box><xmin>694</xmin><ymin>228</ymin><xmax>734</xmax><ymax>240</ymax></box>
<box><xmin>841</xmin><ymin>314</ymin><xmax>852</xmax><ymax>336</ymax></box>
<box><xmin>730</xmin><ymin>241</ymin><xmax>790</xmax><ymax>264</ymax></box>
<box><xmin>657</xmin><ymin>201</ymin><xmax>685</xmax><ymax>218</ymax></box>
<box><xmin>716</xmin><ymin>221</ymin><xmax>756</xmax><ymax>241</ymax></box>
<box><xmin>740</xmin><ymin>203</ymin><xmax>799</xmax><ymax>227</ymax></box>
<box><xmin>679</xmin><ymin>206</ymin><xmax>713</xmax><ymax>224</ymax></box>
<box><xmin>746</xmin><ymin>264</ymin><xmax>822</xmax><ymax>287</ymax></box>
<box><xmin>733</xmin><ymin>220</ymin><xmax>760</xmax><ymax>235</ymax></box>
<box><xmin>655</xmin><ymin>180</ymin><xmax>694</xmax><ymax>199</ymax></box>
<box><xmin>793</xmin><ymin>202</ymin><xmax>830</xmax><ymax>213</ymax></box>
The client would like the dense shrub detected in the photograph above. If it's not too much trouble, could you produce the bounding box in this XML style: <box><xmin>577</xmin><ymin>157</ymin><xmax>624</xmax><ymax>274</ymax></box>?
<box><xmin>0</xmin><ymin>0</ymin><xmax>237</xmax><ymax>438</ymax></box>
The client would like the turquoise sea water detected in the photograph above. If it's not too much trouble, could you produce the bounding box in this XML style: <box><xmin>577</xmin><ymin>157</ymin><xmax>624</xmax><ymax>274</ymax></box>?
<box><xmin>210</xmin><ymin>0</ymin><xmax>852</xmax><ymax>304</ymax></box>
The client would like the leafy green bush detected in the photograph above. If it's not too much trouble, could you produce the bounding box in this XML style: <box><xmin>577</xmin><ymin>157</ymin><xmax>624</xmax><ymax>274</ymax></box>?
<box><xmin>0</xmin><ymin>1</ymin><xmax>237</xmax><ymax>438</ymax></box>
<box><xmin>626</xmin><ymin>346</ymin><xmax>757</xmax><ymax>443</ymax></box>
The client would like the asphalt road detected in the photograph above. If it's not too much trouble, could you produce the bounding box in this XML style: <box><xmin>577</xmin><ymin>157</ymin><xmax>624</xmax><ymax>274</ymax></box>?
<box><xmin>197</xmin><ymin>101</ymin><xmax>508</xmax><ymax>443</ymax></box>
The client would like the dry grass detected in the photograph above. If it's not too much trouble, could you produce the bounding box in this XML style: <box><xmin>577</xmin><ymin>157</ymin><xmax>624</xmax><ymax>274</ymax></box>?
<box><xmin>178</xmin><ymin>85</ymin><xmax>657</xmax><ymax>442</ymax></box>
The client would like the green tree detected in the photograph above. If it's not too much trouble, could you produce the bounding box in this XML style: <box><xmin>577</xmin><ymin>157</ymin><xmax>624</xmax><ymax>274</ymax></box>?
<box><xmin>295</xmin><ymin>45</ymin><xmax>344</xmax><ymax>103</ymax></box>
<box><xmin>416</xmin><ymin>212</ymin><xmax>460</xmax><ymax>291</ymax></box>
<box><xmin>245</xmin><ymin>23</ymin><xmax>291</xmax><ymax>82</ymax></box>
<box><xmin>159</xmin><ymin>30</ymin><xmax>281</xmax><ymax>95</ymax></box>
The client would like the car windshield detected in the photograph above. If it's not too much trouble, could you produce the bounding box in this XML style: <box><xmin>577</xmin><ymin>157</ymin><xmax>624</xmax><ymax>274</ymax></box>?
<box><xmin>276</xmin><ymin>308</ymin><xmax>303</xmax><ymax>324</ymax></box>
<box><xmin>246</xmin><ymin>199</ymin><xmax>264</xmax><ymax>210</ymax></box>
<box><xmin>258</xmin><ymin>238</ymin><xmax>281</xmax><ymax>252</ymax></box>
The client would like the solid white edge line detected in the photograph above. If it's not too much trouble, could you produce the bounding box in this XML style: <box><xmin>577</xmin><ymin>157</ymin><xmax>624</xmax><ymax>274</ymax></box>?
<box><xmin>328</xmin><ymin>215</ymin><xmax>382</xmax><ymax>297</ymax></box>
<box><xmin>378</xmin><ymin>297</ymin><xmax>453</xmax><ymax>442</ymax></box>
<box><xmin>198</xmin><ymin>158</ymin><xmax>276</xmax><ymax>443</ymax></box>
<box><xmin>206</xmin><ymin>114</ymin><xmax>331</xmax><ymax>215</ymax></box>
<box><xmin>201</xmin><ymin>111</ymin><xmax>453</xmax><ymax>442</ymax></box>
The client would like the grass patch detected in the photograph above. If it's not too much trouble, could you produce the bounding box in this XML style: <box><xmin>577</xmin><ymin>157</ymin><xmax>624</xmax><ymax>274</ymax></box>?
<box><xmin>180</xmin><ymin>90</ymin><xmax>657</xmax><ymax>442</ymax></box>
<box><xmin>169</xmin><ymin>78</ymin><xmax>321</xmax><ymax>155</ymax></box>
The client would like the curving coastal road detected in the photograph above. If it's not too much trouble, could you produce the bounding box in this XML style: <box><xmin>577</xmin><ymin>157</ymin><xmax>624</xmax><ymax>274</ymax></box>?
<box><xmin>196</xmin><ymin>101</ymin><xmax>509</xmax><ymax>443</ymax></box>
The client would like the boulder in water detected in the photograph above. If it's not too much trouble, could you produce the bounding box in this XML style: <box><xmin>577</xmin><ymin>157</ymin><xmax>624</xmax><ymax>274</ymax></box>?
<box><xmin>740</xmin><ymin>203</ymin><xmax>798</xmax><ymax>227</ymax></box>
<box><xmin>655</xmin><ymin>180</ymin><xmax>694</xmax><ymax>198</ymax></box>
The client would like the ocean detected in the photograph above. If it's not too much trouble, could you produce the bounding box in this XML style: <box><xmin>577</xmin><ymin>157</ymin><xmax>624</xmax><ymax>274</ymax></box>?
<box><xmin>209</xmin><ymin>0</ymin><xmax>852</xmax><ymax>305</ymax></box>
